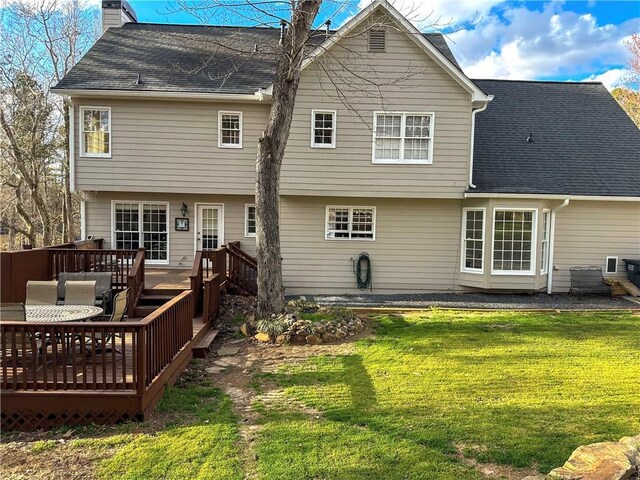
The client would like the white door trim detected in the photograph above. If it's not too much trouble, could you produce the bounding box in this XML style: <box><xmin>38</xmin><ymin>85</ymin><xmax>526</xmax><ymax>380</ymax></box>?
<box><xmin>193</xmin><ymin>203</ymin><xmax>225</xmax><ymax>253</ymax></box>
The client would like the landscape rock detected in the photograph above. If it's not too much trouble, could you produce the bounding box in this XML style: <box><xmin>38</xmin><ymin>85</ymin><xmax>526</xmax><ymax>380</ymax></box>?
<box><xmin>335</xmin><ymin>330</ymin><xmax>346</xmax><ymax>339</ymax></box>
<box><xmin>205</xmin><ymin>366</ymin><xmax>226</xmax><ymax>374</ymax></box>
<box><xmin>291</xmin><ymin>335</ymin><xmax>307</xmax><ymax>345</ymax></box>
<box><xmin>275</xmin><ymin>334</ymin><xmax>290</xmax><ymax>345</ymax></box>
<box><xmin>254</xmin><ymin>333</ymin><xmax>272</xmax><ymax>343</ymax></box>
<box><xmin>305</xmin><ymin>335</ymin><xmax>323</xmax><ymax>345</ymax></box>
<box><xmin>521</xmin><ymin>476</ymin><xmax>546</xmax><ymax>480</ymax></box>
<box><xmin>240</xmin><ymin>322</ymin><xmax>255</xmax><ymax>337</ymax></box>
<box><xmin>619</xmin><ymin>435</ymin><xmax>640</xmax><ymax>467</ymax></box>
<box><xmin>321</xmin><ymin>332</ymin><xmax>337</xmax><ymax>343</ymax></box>
<box><xmin>547</xmin><ymin>441</ymin><xmax>636</xmax><ymax>480</ymax></box>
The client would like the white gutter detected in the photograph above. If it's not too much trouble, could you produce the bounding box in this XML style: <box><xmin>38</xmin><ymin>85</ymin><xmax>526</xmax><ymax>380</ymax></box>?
<box><xmin>547</xmin><ymin>198</ymin><xmax>570</xmax><ymax>294</ymax></box>
<box><xmin>465</xmin><ymin>193</ymin><xmax>640</xmax><ymax>202</ymax></box>
<box><xmin>468</xmin><ymin>95</ymin><xmax>493</xmax><ymax>189</ymax></box>
<box><xmin>68</xmin><ymin>97</ymin><xmax>75</xmax><ymax>192</ymax></box>
<box><xmin>52</xmin><ymin>89</ymin><xmax>269</xmax><ymax>102</ymax></box>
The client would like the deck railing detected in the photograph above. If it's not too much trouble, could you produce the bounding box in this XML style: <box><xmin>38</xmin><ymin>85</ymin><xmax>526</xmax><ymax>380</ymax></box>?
<box><xmin>127</xmin><ymin>249</ymin><xmax>146</xmax><ymax>318</ymax></box>
<box><xmin>226</xmin><ymin>242</ymin><xmax>257</xmax><ymax>295</ymax></box>
<box><xmin>49</xmin><ymin>248</ymin><xmax>139</xmax><ymax>289</ymax></box>
<box><xmin>202</xmin><ymin>274</ymin><xmax>222</xmax><ymax>324</ymax></box>
<box><xmin>0</xmin><ymin>290</ymin><xmax>194</xmax><ymax>394</ymax></box>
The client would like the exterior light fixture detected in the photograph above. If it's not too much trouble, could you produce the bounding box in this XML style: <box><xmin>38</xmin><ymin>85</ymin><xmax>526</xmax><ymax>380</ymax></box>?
<box><xmin>180</xmin><ymin>202</ymin><xmax>188</xmax><ymax>217</ymax></box>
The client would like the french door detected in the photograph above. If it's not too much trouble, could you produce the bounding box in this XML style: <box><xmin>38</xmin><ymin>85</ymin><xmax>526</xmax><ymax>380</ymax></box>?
<box><xmin>196</xmin><ymin>205</ymin><xmax>224</xmax><ymax>252</ymax></box>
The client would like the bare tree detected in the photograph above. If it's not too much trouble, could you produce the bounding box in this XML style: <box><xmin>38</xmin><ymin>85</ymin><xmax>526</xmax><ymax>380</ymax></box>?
<box><xmin>1</xmin><ymin>0</ymin><xmax>99</xmax><ymax>247</ymax></box>
<box><xmin>613</xmin><ymin>33</ymin><xmax>640</xmax><ymax>127</ymax></box>
<box><xmin>163</xmin><ymin>0</ymin><xmax>461</xmax><ymax>317</ymax></box>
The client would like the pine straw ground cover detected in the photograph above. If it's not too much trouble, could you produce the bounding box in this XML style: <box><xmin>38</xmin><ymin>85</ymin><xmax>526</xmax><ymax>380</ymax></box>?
<box><xmin>1</xmin><ymin>309</ymin><xmax>639</xmax><ymax>479</ymax></box>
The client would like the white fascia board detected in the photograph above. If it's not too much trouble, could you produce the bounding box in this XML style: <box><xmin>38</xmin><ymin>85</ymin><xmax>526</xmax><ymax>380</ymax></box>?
<box><xmin>52</xmin><ymin>89</ymin><xmax>270</xmax><ymax>102</ymax></box>
<box><xmin>464</xmin><ymin>193</ymin><xmax>640</xmax><ymax>202</ymax></box>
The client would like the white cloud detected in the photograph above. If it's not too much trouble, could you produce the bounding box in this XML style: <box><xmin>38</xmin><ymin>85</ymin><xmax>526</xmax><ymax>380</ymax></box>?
<box><xmin>448</xmin><ymin>4</ymin><xmax>637</xmax><ymax>81</ymax></box>
<box><xmin>358</xmin><ymin>0</ymin><xmax>506</xmax><ymax>29</ymax></box>
<box><xmin>583</xmin><ymin>68</ymin><xmax>628</xmax><ymax>90</ymax></box>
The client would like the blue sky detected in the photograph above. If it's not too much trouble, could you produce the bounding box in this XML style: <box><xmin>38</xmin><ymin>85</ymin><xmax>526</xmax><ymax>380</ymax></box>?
<box><xmin>126</xmin><ymin>0</ymin><xmax>639</xmax><ymax>88</ymax></box>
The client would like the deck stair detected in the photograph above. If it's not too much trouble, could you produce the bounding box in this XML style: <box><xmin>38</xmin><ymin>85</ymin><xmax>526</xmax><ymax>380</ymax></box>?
<box><xmin>618</xmin><ymin>279</ymin><xmax>640</xmax><ymax>297</ymax></box>
<box><xmin>604</xmin><ymin>278</ymin><xmax>640</xmax><ymax>297</ymax></box>
<box><xmin>133</xmin><ymin>288</ymin><xmax>184</xmax><ymax>317</ymax></box>
<box><xmin>192</xmin><ymin>329</ymin><xmax>220</xmax><ymax>358</ymax></box>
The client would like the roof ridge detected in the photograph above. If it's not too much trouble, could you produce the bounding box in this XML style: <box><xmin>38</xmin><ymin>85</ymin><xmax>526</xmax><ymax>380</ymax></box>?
<box><xmin>123</xmin><ymin>22</ymin><xmax>280</xmax><ymax>29</ymax></box>
<box><xmin>473</xmin><ymin>78</ymin><xmax>604</xmax><ymax>86</ymax></box>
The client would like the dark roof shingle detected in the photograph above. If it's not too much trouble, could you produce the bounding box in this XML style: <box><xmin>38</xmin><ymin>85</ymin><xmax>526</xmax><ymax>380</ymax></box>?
<box><xmin>472</xmin><ymin>79</ymin><xmax>640</xmax><ymax>197</ymax></box>
<box><xmin>54</xmin><ymin>23</ymin><xmax>461</xmax><ymax>94</ymax></box>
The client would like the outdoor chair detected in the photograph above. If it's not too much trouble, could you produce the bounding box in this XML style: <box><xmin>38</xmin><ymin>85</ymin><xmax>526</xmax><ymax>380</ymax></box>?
<box><xmin>85</xmin><ymin>288</ymin><xmax>129</xmax><ymax>353</ymax></box>
<box><xmin>58</xmin><ymin>272</ymin><xmax>113</xmax><ymax>311</ymax></box>
<box><xmin>26</xmin><ymin>281</ymin><xmax>58</xmax><ymax>305</ymax></box>
<box><xmin>568</xmin><ymin>266</ymin><xmax>612</xmax><ymax>295</ymax></box>
<box><xmin>64</xmin><ymin>280</ymin><xmax>97</xmax><ymax>305</ymax></box>
<box><xmin>0</xmin><ymin>303</ymin><xmax>43</xmax><ymax>369</ymax></box>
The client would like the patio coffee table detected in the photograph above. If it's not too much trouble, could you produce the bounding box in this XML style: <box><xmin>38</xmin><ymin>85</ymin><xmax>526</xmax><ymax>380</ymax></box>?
<box><xmin>25</xmin><ymin>305</ymin><xmax>103</xmax><ymax>323</ymax></box>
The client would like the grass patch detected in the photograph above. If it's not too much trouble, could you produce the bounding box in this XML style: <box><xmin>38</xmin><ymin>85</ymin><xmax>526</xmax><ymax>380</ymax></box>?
<box><xmin>256</xmin><ymin>310</ymin><xmax>640</xmax><ymax>478</ymax></box>
<box><xmin>30</xmin><ymin>439</ymin><xmax>57</xmax><ymax>454</ymax></box>
<box><xmin>95</xmin><ymin>382</ymin><xmax>242</xmax><ymax>480</ymax></box>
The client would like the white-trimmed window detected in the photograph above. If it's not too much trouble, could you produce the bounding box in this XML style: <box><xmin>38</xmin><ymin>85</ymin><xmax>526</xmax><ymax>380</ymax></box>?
<box><xmin>605</xmin><ymin>256</ymin><xmax>618</xmax><ymax>274</ymax></box>
<box><xmin>372</xmin><ymin>112</ymin><xmax>433</xmax><ymax>164</ymax></box>
<box><xmin>80</xmin><ymin>106</ymin><xmax>111</xmax><ymax>157</ymax></box>
<box><xmin>245</xmin><ymin>204</ymin><xmax>256</xmax><ymax>237</ymax></box>
<box><xmin>540</xmin><ymin>210</ymin><xmax>550</xmax><ymax>274</ymax></box>
<box><xmin>461</xmin><ymin>208</ymin><xmax>485</xmax><ymax>273</ymax></box>
<box><xmin>492</xmin><ymin>209</ymin><xmax>537</xmax><ymax>274</ymax></box>
<box><xmin>311</xmin><ymin>110</ymin><xmax>336</xmax><ymax>148</ymax></box>
<box><xmin>218</xmin><ymin>111</ymin><xmax>242</xmax><ymax>148</ymax></box>
<box><xmin>113</xmin><ymin>201</ymin><xmax>169</xmax><ymax>263</ymax></box>
<box><xmin>326</xmin><ymin>206</ymin><xmax>375</xmax><ymax>240</ymax></box>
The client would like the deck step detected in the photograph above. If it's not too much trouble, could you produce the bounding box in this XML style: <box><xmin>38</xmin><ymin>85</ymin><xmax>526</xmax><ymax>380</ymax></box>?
<box><xmin>142</xmin><ymin>288</ymin><xmax>185</xmax><ymax>296</ymax></box>
<box><xmin>139</xmin><ymin>294</ymin><xmax>175</xmax><ymax>302</ymax></box>
<box><xmin>192</xmin><ymin>329</ymin><xmax>220</xmax><ymax>358</ymax></box>
<box><xmin>618</xmin><ymin>279</ymin><xmax>640</xmax><ymax>297</ymax></box>
<box><xmin>134</xmin><ymin>306</ymin><xmax>158</xmax><ymax>317</ymax></box>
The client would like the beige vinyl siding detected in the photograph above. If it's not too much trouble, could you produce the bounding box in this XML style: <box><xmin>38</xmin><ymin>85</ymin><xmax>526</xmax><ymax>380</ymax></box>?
<box><xmin>280</xmin><ymin>196</ymin><xmax>466</xmax><ymax>294</ymax></box>
<box><xmin>83</xmin><ymin>192</ymin><xmax>256</xmax><ymax>268</ymax></box>
<box><xmin>74</xmin><ymin>100</ymin><xmax>269</xmax><ymax>195</ymax></box>
<box><xmin>281</xmin><ymin>14</ymin><xmax>472</xmax><ymax>198</ymax></box>
<box><xmin>552</xmin><ymin>200</ymin><xmax>640</xmax><ymax>292</ymax></box>
<box><xmin>102</xmin><ymin>8</ymin><xmax>121</xmax><ymax>31</ymax></box>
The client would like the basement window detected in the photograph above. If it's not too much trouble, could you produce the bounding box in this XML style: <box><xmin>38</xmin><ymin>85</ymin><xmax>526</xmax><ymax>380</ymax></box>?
<box><xmin>368</xmin><ymin>28</ymin><xmax>386</xmax><ymax>52</ymax></box>
<box><xmin>606</xmin><ymin>256</ymin><xmax>618</xmax><ymax>274</ymax></box>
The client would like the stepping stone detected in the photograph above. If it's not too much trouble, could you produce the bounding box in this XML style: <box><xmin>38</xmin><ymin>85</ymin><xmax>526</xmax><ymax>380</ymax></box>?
<box><xmin>214</xmin><ymin>357</ymin><xmax>242</xmax><ymax>367</ymax></box>
<box><xmin>217</xmin><ymin>346</ymin><xmax>240</xmax><ymax>356</ymax></box>
<box><xmin>205</xmin><ymin>366</ymin><xmax>226</xmax><ymax>374</ymax></box>
<box><xmin>228</xmin><ymin>338</ymin><xmax>245</xmax><ymax>344</ymax></box>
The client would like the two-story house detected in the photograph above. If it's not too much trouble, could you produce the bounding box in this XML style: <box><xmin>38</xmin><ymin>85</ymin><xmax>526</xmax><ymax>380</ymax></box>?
<box><xmin>52</xmin><ymin>0</ymin><xmax>640</xmax><ymax>295</ymax></box>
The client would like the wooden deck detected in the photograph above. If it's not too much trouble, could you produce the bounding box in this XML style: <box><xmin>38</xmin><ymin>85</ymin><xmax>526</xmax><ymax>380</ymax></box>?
<box><xmin>145</xmin><ymin>268</ymin><xmax>191</xmax><ymax>289</ymax></box>
<box><xmin>2</xmin><ymin>317</ymin><xmax>209</xmax><ymax>390</ymax></box>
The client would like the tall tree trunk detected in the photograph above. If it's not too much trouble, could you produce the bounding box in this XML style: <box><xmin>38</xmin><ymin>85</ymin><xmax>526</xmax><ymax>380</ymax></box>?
<box><xmin>62</xmin><ymin>101</ymin><xmax>74</xmax><ymax>241</ymax></box>
<box><xmin>255</xmin><ymin>0</ymin><xmax>321</xmax><ymax>318</ymax></box>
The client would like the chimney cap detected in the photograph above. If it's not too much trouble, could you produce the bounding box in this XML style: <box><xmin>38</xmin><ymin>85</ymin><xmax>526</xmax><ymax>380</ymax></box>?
<box><xmin>102</xmin><ymin>0</ymin><xmax>138</xmax><ymax>22</ymax></box>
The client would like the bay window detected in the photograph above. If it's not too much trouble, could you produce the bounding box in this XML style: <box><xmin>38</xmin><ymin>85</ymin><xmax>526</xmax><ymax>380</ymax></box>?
<box><xmin>492</xmin><ymin>209</ymin><xmax>536</xmax><ymax>274</ymax></box>
<box><xmin>462</xmin><ymin>208</ymin><xmax>485</xmax><ymax>272</ymax></box>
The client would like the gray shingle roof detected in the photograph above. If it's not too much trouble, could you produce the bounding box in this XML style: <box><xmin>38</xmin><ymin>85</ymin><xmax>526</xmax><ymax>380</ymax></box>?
<box><xmin>472</xmin><ymin>79</ymin><xmax>640</xmax><ymax>197</ymax></box>
<box><xmin>53</xmin><ymin>23</ymin><xmax>461</xmax><ymax>94</ymax></box>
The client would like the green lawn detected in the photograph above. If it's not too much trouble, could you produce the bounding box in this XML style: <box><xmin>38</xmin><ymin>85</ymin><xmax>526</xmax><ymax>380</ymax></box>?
<box><xmin>16</xmin><ymin>310</ymin><xmax>638</xmax><ymax>479</ymax></box>
<box><xmin>255</xmin><ymin>310</ymin><xmax>640</xmax><ymax>479</ymax></box>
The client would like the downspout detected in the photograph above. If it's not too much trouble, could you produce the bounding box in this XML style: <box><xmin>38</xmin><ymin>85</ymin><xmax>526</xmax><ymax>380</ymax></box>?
<box><xmin>547</xmin><ymin>198</ymin><xmax>570</xmax><ymax>294</ymax></box>
<box><xmin>468</xmin><ymin>95</ymin><xmax>493</xmax><ymax>189</ymax></box>
<box><xmin>68</xmin><ymin>96</ymin><xmax>75</xmax><ymax>192</ymax></box>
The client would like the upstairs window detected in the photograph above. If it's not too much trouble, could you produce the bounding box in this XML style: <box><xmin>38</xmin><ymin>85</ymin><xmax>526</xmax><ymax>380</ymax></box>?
<box><xmin>462</xmin><ymin>208</ymin><xmax>485</xmax><ymax>273</ymax></box>
<box><xmin>219</xmin><ymin>111</ymin><xmax>242</xmax><ymax>148</ymax></box>
<box><xmin>326</xmin><ymin>206</ymin><xmax>375</xmax><ymax>240</ymax></box>
<box><xmin>311</xmin><ymin>110</ymin><xmax>336</xmax><ymax>148</ymax></box>
<box><xmin>373</xmin><ymin>112</ymin><xmax>433</xmax><ymax>164</ymax></box>
<box><xmin>368</xmin><ymin>28</ymin><xmax>386</xmax><ymax>52</ymax></box>
<box><xmin>81</xmin><ymin>107</ymin><xmax>111</xmax><ymax>157</ymax></box>
<box><xmin>245</xmin><ymin>204</ymin><xmax>256</xmax><ymax>237</ymax></box>
<box><xmin>492</xmin><ymin>209</ymin><xmax>536</xmax><ymax>275</ymax></box>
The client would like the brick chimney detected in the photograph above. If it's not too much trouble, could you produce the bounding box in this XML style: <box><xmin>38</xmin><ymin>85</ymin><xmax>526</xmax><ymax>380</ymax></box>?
<box><xmin>102</xmin><ymin>0</ymin><xmax>137</xmax><ymax>33</ymax></box>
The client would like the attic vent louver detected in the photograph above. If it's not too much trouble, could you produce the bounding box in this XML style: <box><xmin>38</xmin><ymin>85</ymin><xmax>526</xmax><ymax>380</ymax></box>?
<box><xmin>368</xmin><ymin>28</ymin><xmax>386</xmax><ymax>52</ymax></box>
